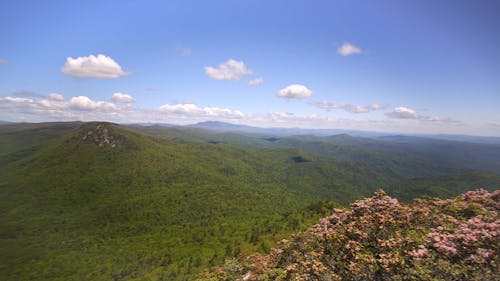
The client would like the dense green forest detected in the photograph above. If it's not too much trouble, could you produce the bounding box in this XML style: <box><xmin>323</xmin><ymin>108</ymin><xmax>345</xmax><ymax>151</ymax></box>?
<box><xmin>0</xmin><ymin>122</ymin><xmax>498</xmax><ymax>280</ymax></box>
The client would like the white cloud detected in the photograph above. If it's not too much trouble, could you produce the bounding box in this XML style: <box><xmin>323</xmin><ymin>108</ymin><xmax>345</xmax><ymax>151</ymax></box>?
<box><xmin>1</xmin><ymin>96</ymin><xmax>33</xmax><ymax>103</ymax></box>
<box><xmin>180</xmin><ymin>48</ymin><xmax>192</xmax><ymax>57</ymax></box>
<box><xmin>68</xmin><ymin>96</ymin><xmax>117</xmax><ymax>111</ymax></box>
<box><xmin>205</xmin><ymin>59</ymin><xmax>253</xmax><ymax>80</ymax></box>
<box><xmin>112</xmin><ymin>92</ymin><xmax>134</xmax><ymax>103</ymax></box>
<box><xmin>386</xmin><ymin>107</ymin><xmax>419</xmax><ymax>119</ymax></box>
<box><xmin>0</xmin><ymin>93</ymin><xmax>121</xmax><ymax>113</ymax></box>
<box><xmin>277</xmin><ymin>84</ymin><xmax>313</xmax><ymax>99</ymax></box>
<box><xmin>337</xmin><ymin>42</ymin><xmax>362</xmax><ymax>56</ymax></box>
<box><xmin>315</xmin><ymin>100</ymin><xmax>387</xmax><ymax>113</ymax></box>
<box><xmin>248</xmin><ymin>77</ymin><xmax>263</xmax><ymax>86</ymax></box>
<box><xmin>268</xmin><ymin>112</ymin><xmax>324</xmax><ymax>123</ymax></box>
<box><xmin>0</xmin><ymin>92</ymin><xmax>472</xmax><ymax>135</ymax></box>
<box><xmin>0</xmin><ymin>95</ymin><xmax>67</xmax><ymax>115</ymax></box>
<box><xmin>38</xmin><ymin>99</ymin><xmax>65</xmax><ymax>109</ymax></box>
<box><xmin>0</xmin><ymin>93</ymin><xmax>137</xmax><ymax>123</ymax></box>
<box><xmin>159</xmin><ymin>103</ymin><xmax>203</xmax><ymax>115</ymax></box>
<box><xmin>0</xmin><ymin>58</ymin><xmax>8</xmax><ymax>65</ymax></box>
<box><xmin>48</xmin><ymin>93</ymin><xmax>64</xmax><ymax>101</ymax></box>
<box><xmin>61</xmin><ymin>54</ymin><xmax>130</xmax><ymax>79</ymax></box>
<box><xmin>36</xmin><ymin>93</ymin><xmax>65</xmax><ymax>109</ymax></box>
<box><xmin>385</xmin><ymin>106</ymin><xmax>452</xmax><ymax>123</ymax></box>
<box><xmin>204</xmin><ymin>107</ymin><xmax>244</xmax><ymax>118</ymax></box>
<box><xmin>159</xmin><ymin>103</ymin><xmax>244</xmax><ymax>119</ymax></box>
<box><xmin>1</xmin><ymin>93</ymin><xmax>247</xmax><ymax>124</ymax></box>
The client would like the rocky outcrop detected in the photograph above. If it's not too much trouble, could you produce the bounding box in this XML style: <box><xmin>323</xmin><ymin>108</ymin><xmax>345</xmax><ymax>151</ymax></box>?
<box><xmin>76</xmin><ymin>123</ymin><xmax>128</xmax><ymax>148</ymax></box>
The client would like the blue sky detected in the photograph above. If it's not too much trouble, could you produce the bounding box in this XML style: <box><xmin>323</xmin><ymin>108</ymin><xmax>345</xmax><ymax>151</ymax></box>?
<box><xmin>1</xmin><ymin>0</ymin><xmax>499</xmax><ymax>135</ymax></box>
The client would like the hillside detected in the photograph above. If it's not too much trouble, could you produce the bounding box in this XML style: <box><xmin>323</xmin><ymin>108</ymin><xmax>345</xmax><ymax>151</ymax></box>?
<box><xmin>1</xmin><ymin>122</ymin><xmax>499</xmax><ymax>281</ymax></box>
<box><xmin>131</xmin><ymin>125</ymin><xmax>500</xmax><ymax>178</ymax></box>
<box><xmin>199</xmin><ymin>189</ymin><xmax>499</xmax><ymax>280</ymax></box>
<box><xmin>386</xmin><ymin>172</ymin><xmax>500</xmax><ymax>202</ymax></box>
<box><xmin>0</xmin><ymin>122</ymin><xmax>378</xmax><ymax>280</ymax></box>
<box><xmin>0</xmin><ymin>121</ymin><xmax>81</xmax><ymax>157</ymax></box>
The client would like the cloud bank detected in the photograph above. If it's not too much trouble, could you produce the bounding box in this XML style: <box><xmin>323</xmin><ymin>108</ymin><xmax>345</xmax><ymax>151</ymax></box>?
<box><xmin>386</xmin><ymin>107</ymin><xmax>458</xmax><ymax>124</ymax></box>
<box><xmin>158</xmin><ymin>102</ymin><xmax>244</xmax><ymax>119</ymax></box>
<box><xmin>68</xmin><ymin>96</ymin><xmax>117</xmax><ymax>111</ymax></box>
<box><xmin>315</xmin><ymin>100</ymin><xmax>387</xmax><ymax>113</ymax></box>
<box><xmin>0</xmin><ymin>92</ymin><xmax>471</xmax><ymax>135</ymax></box>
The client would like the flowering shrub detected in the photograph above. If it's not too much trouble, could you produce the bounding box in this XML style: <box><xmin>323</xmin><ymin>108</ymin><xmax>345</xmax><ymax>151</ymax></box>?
<box><xmin>197</xmin><ymin>189</ymin><xmax>499</xmax><ymax>280</ymax></box>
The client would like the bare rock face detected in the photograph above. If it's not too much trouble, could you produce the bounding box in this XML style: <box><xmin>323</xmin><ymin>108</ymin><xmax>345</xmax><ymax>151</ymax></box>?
<box><xmin>76</xmin><ymin>123</ymin><xmax>127</xmax><ymax>148</ymax></box>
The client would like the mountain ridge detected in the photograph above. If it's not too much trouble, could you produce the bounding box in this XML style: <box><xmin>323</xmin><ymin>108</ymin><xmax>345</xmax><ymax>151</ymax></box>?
<box><xmin>2</xmin><ymin>120</ymin><xmax>500</xmax><ymax>143</ymax></box>
<box><xmin>1</xmin><ymin>121</ymin><xmax>499</xmax><ymax>281</ymax></box>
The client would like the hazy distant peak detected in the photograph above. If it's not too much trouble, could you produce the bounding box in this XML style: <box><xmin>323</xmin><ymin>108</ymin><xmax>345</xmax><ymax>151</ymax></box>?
<box><xmin>193</xmin><ymin>121</ymin><xmax>247</xmax><ymax>128</ymax></box>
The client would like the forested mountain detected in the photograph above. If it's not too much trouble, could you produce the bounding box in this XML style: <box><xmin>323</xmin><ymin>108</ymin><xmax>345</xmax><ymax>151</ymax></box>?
<box><xmin>0</xmin><ymin>122</ymin><xmax>498</xmax><ymax>281</ymax></box>
<box><xmin>132</xmin><ymin>124</ymin><xmax>500</xmax><ymax>179</ymax></box>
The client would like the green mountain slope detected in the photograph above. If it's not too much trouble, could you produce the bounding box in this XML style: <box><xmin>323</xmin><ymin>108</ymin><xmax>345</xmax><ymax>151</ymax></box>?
<box><xmin>0</xmin><ymin>122</ymin><xmax>81</xmax><ymax>156</ymax></box>
<box><xmin>130</xmin><ymin>126</ymin><xmax>500</xmax><ymax>181</ymax></box>
<box><xmin>0</xmin><ymin>122</ymin><xmax>371</xmax><ymax>281</ymax></box>
<box><xmin>386</xmin><ymin>172</ymin><xmax>500</xmax><ymax>202</ymax></box>
<box><xmin>1</xmin><ymin>122</ymin><xmax>498</xmax><ymax>281</ymax></box>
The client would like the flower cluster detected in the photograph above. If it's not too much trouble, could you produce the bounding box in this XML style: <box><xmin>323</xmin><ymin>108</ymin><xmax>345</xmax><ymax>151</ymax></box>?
<box><xmin>198</xmin><ymin>189</ymin><xmax>499</xmax><ymax>280</ymax></box>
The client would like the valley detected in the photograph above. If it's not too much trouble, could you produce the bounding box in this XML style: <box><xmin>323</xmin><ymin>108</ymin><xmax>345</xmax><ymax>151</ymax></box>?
<box><xmin>0</xmin><ymin>121</ymin><xmax>498</xmax><ymax>280</ymax></box>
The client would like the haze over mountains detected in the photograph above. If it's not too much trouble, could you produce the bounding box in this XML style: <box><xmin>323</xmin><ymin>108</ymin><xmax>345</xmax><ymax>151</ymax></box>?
<box><xmin>144</xmin><ymin>121</ymin><xmax>500</xmax><ymax>142</ymax></box>
<box><xmin>1</xmin><ymin>121</ymin><xmax>499</xmax><ymax>280</ymax></box>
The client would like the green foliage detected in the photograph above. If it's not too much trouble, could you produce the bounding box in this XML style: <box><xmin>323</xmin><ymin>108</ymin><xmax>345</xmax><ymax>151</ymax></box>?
<box><xmin>1</xmin><ymin>122</ymin><xmax>498</xmax><ymax>281</ymax></box>
<box><xmin>386</xmin><ymin>172</ymin><xmax>500</xmax><ymax>202</ymax></box>
<box><xmin>0</xmin><ymin>123</ymin><xmax>352</xmax><ymax>281</ymax></box>
<box><xmin>0</xmin><ymin>122</ymin><xmax>80</xmax><ymax>157</ymax></box>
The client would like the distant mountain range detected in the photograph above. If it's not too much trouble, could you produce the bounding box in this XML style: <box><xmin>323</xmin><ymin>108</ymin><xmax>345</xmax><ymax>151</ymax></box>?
<box><xmin>3</xmin><ymin>120</ymin><xmax>500</xmax><ymax>144</ymax></box>
<box><xmin>189</xmin><ymin>120</ymin><xmax>389</xmax><ymax>138</ymax></box>
<box><xmin>190</xmin><ymin>120</ymin><xmax>500</xmax><ymax>144</ymax></box>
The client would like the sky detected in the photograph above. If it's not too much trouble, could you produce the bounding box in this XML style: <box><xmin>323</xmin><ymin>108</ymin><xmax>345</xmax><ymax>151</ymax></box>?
<box><xmin>1</xmin><ymin>0</ymin><xmax>499</xmax><ymax>136</ymax></box>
